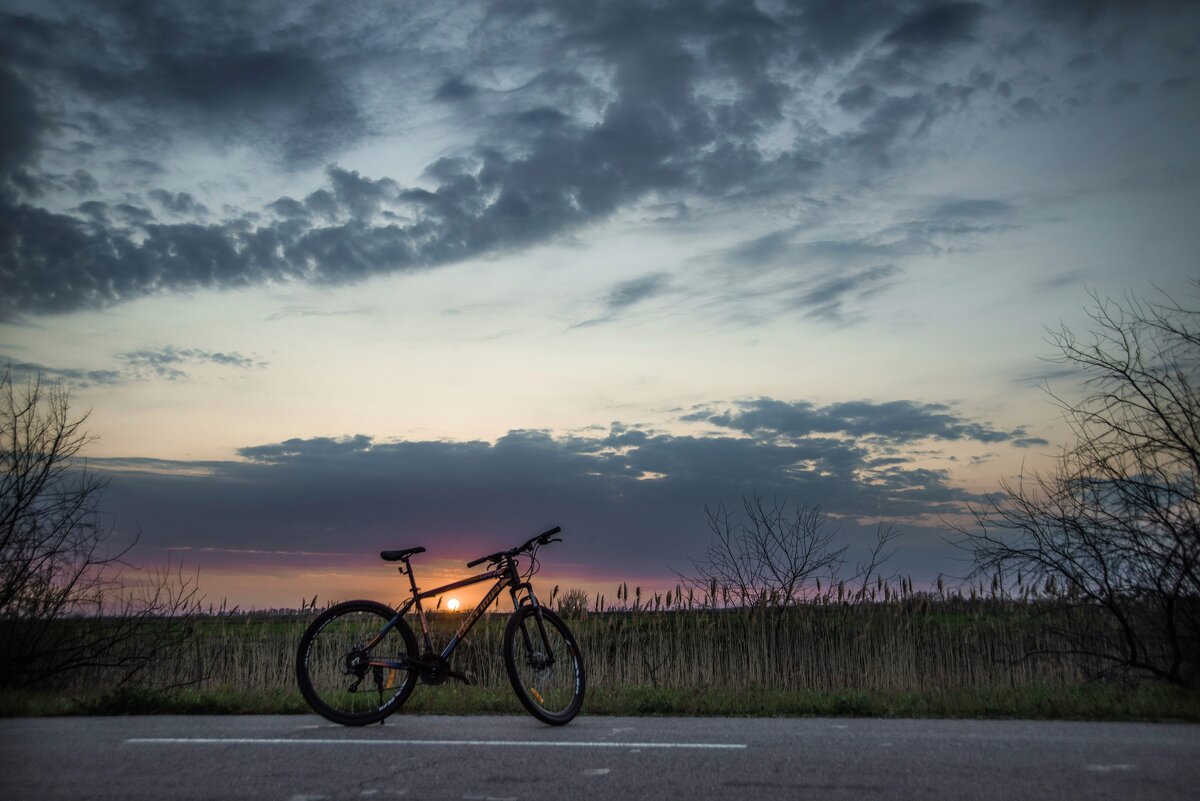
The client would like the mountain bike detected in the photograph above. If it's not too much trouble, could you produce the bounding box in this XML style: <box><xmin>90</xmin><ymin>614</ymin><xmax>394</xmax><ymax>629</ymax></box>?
<box><xmin>295</xmin><ymin>526</ymin><xmax>585</xmax><ymax>726</ymax></box>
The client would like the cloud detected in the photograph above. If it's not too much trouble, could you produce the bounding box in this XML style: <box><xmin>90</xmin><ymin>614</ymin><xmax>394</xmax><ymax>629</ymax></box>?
<box><xmin>2</xmin><ymin>0</ymin><xmax>1196</xmax><ymax>316</ymax></box>
<box><xmin>1012</xmin><ymin>436</ymin><xmax>1051</xmax><ymax>447</ymax></box>
<box><xmin>0</xmin><ymin>1</ymin><xmax>968</xmax><ymax>315</ymax></box>
<box><xmin>148</xmin><ymin>190</ymin><xmax>208</xmax><ymax>217</ymax></box>
<box><xmin>239</xmin><ymin>435</ymin><xmax>374</xmax><ymax>462</ymax></box>
<box><xmin>0</xmin><ymin>65</ymin><xmax>43</xmax><ymax>179</ymax></box>
<box><xmin>93</xmin><ymin>413</ymin><xmax>997</xmax><ymax>577</ymax></box>
<box><xmin>2</xmin><ymin>356</ymin><xmax>124</xmax><ymax>388</ymax></box>
<box><xmin>792</xmin><ymin>264</ymin><xmax>900</xmax><ymax>323</ymax></box>
<box><xmin>0</xmin><ymin>1</ymin><xmax>370</xmax><ymax>169</ymax></box>
<box><xmin>120</xmin><ymin>346</ymin><xmax>267</xmax><ymax>380</ymax></box>
<box><xmin>708</xmin><ymin>194</ymin><xmax>1015</xmax><ymax>324</ymax></box>
<box><xmin>3</xmin><ymin>345</ymin><xmax>265</xmax><ymax>386</ymax></box>
<box><xmin>850</xmin><ymin>2</ymin><xmax>987</xmax><ymax>87</ymax></box>
<box><xmin>837</xmin><ymin>84</ymin><xmax>880</xmax><ymax>111</ymax></box>
<box><xmin>263</xmin><ymin>305</ymin><xmax>371</xmax><ymax>322</ymax></box>
<box><xmin>434</xmin><ymin>77</ymin><xmax>477</xmax><ymax>101</ymax></box>
<box><xmin>839</xmin><ymin>88</ymin><xmax>973</xmax><ymax>166</ymax></box>
<box><xmin>573</xmin><ymin>273</ymin><xmax>671</xmax><ymax>328</ymax></box>
<box><xmin>684</xmin><ymin>397</ymin><xmax>1032</xmax><ymax>445</ymax></box>
<box><xmin>884</xmin><ymin>3</ymin><xmax>985</xmax><ymax>49</ymax></box>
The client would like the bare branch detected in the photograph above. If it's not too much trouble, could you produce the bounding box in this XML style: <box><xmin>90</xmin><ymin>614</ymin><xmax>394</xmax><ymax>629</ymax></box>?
<box><xmin>957</xmin><ymin>288</ymin><xmax>1200</xmax><ymax>687</ymax></box>
<box><xmin>1</xmin><ymin>368</ymin><xmax>204</xmax><ymax>688</ymax></box>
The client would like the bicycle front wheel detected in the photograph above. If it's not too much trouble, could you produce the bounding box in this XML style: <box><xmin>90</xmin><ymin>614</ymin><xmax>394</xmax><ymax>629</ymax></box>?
<box><xmin>502</xmin><ymin>605</ymin><xmax>585</xmax><ymax>725</ymax></box>
<box><xmin>296</xmin><ymin>600</ymin><xmax>418</xmax><ymax>726</ymax></box>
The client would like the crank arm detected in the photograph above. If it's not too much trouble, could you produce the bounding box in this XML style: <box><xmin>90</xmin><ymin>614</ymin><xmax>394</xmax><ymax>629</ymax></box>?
<box><xmin>449</xmin><ymin>669</ymin><xmax>477</xmax><ymax>685</ymax></box>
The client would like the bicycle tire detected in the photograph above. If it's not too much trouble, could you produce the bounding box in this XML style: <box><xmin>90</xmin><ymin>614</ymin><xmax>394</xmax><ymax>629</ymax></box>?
<box><xmin>502</xmin><ymin>605</ymin><xmax>585</xmax><ymax>725</ymax></box>
<box><xmin>296</xmin><ymin>600</ymin><xmax>418</xmax><ymax>726</ymax></box>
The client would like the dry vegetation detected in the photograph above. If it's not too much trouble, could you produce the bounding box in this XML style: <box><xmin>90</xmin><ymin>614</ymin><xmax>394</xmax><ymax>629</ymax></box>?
<box><xmin>11</xmin><ymin>576</ymin><xmax>1195</xmax><ymax>720</ymax></box>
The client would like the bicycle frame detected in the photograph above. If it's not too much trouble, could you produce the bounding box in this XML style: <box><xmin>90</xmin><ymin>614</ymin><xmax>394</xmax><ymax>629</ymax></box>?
<box><xmin>362</xmin><ymin>555</ymin><xmax>544</xmax><ymax>672</ymax></box>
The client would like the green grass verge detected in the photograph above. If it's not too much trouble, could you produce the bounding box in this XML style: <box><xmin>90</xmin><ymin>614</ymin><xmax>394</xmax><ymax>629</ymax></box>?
<box><xmin>3</xmin><ymin>682</ymin><xmax>1198</xmax><ymax>721</ymax></box>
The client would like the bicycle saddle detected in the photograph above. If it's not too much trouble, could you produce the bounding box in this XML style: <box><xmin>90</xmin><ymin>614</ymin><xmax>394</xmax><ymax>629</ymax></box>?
<box><xmin>380</xmin><ymin>546</ymin><xmax>425</xmax><ymax>561</ymax></box>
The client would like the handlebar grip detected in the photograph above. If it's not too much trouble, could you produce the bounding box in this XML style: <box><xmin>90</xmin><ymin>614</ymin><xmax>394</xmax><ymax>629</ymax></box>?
<box><xmin>538</xmin><ymin>526</ymin><xmax>561</xmax><ymax>539</ymax></box>
<box><xmin>466</xmin><ymin>555</ymin><xmax>487</xmax><ymax>568</ymax></box>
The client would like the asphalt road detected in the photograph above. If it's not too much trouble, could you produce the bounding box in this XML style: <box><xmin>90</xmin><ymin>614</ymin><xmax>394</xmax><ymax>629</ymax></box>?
<box><xmin>2</xmin><ymin>714</ymin><xmax>1199</xmax><ymax>800</ymax></box>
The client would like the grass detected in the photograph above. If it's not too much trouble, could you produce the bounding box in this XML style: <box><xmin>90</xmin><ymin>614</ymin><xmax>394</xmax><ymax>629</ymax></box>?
<box><xmin>4</xmin><ymin>682</ymin><xmax>1198</xmax><ymax>722</ymax></box>
<box><xmin>4</xmin><ymin>596</ymin><xmax>1199</xmax><ymax>721</ymax></box>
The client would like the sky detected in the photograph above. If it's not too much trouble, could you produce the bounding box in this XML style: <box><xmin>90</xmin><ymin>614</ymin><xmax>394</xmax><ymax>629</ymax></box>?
<box><xmin>2</xmin><ymin>0</ymin><xmax>1198</xmax><ymax>609</ymax></box>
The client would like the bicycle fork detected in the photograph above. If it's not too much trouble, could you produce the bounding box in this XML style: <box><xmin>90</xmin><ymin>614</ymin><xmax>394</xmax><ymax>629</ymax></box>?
<box><xmin>509</xmin><ymin>581</ymin><xmax>556</xmax><ymax>670</ymax></box>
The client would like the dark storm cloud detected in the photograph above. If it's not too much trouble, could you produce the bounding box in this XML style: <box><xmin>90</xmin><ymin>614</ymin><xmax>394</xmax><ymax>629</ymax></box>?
<box><xmin>2</xmin><ymin>0</ymin><xmax>1197</xmax><ymax>316</ymax></box>
<box><xmin>148</xmin><ymin>190</ymin><xmax>208</xmax><ymax>217</ymax></box>
<box><xmin>837</xmin><ymin>84</ymin><xmax>881</xmax><ymax>111</ymax></box>
<box><xmin>684</xmin><ymin>397</ymin><xmax>1030</xmax><ymax>445</ymax></box>
<box><xmin>0</xmin><ymin>0</ymin><xmax>368</xmax><ymax>171</ymax></box>
<box><xmin>0</xmin><ymin>167</ymin><xmax>416</xmax><ymax>314</ymax></box>
<box><xmin>67</xmin><ymin>170</ymin><xmax>98</xmax><ymax>196</ymax></box>
<box><xmin>884</xmin><ymin>3</ymin><xmax>985</xmax><ymax>49</ymax></box>
<box><xmin>434</xmin><ymin>77</ymin><xmax>478</xmax><ymax>102</ymax></box>
<box><xmin>0</xmin><ymin>66</ymin><xmax>43</xmax><ymax>177</ymax></box>
<box><xmin>791</xmin><ymin>0</ymin><xmax>897</xmax><ymax>66</ymax></box>
<box><xmin>847</xmin><ymin>2</ymin><xmax>986</xmax><ymax>88</ymax></box>
<box><xmin>94</xmin><ymin>412</ymin><xmax>993</xmax><ymax>574</ymax></box>
<box><xmin>839</xmin><ymin>85</ymin><xmax>976</xmax><ymax>166</ymax></box>
<box><xmin>1027</xmin><ymin>0</ymin><xmax>1196</xmax><ymax>27</ymax></box>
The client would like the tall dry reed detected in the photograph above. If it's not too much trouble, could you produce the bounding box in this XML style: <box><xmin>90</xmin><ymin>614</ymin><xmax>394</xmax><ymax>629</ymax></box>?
<box><xmin>51</xmin><ymin>589</ymin><xmax>1098</xmax><ymax>696</ymax></box>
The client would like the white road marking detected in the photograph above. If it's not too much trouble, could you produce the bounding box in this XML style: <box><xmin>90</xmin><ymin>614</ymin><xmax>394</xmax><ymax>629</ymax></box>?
<box><xmin>582</xmin><ymin>768</ymin><xmax>610</xmax><ymax>776</ymax></box>
<box><xmin>126</xmin><ymin>737</ymin><xmax>747</xmax><ymax>750</ymax></box>
<box><xmin>1084</xmin><ymin>764</ymin><xmax>1137</xmax><ymax>772</ymax></box>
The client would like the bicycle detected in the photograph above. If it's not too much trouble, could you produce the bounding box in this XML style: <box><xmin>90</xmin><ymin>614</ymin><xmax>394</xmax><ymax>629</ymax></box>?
<box><xmin>295</xmin><ymin>526</ymin><xmax>585</xmax><ymax>726</ymax></box>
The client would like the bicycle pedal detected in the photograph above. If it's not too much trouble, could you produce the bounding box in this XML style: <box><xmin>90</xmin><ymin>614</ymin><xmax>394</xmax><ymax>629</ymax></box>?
<box><xmin>449</xmin><ymin>669</ymin><xmax>477</xmax><ymax>686</ymax></box>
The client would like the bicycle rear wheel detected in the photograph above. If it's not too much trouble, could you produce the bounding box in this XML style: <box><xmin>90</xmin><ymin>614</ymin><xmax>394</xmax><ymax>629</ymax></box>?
<box><xmin>502</xmin><ymin>605</ymin><xmax>585</xmax><ymax>725</ymax></box>
<box><xmin>296</xmin><ymin>600</ymin><xmax>418</xmax><ymax>726</ymax></box>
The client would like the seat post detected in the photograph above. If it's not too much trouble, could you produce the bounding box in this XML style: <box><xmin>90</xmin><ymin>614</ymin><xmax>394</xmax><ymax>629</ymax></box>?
<box><xmin>404</xmin><ymin>558</ymin><xmax>420</xmax><ymax>596</ymax></box>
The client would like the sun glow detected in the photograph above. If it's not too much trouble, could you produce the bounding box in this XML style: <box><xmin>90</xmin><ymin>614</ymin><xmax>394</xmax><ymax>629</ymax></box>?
<box><xmin>446</xmin><ymin>598</ymin><xmax>461</xmax><ymax>612</ymax></box>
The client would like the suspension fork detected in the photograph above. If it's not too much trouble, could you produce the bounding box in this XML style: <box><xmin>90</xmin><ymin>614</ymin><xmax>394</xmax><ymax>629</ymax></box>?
<box><xmin>508</xmin><ymin>576</ymin><xmax>554</xmax><ymax>662</ymax></box>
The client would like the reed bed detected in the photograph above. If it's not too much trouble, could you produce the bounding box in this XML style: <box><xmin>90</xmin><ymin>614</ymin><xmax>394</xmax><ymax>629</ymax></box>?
<box><xmin>36</xmin><ymin>591</ymin><xmax>1100</xmax><ymax>702</ymax></box>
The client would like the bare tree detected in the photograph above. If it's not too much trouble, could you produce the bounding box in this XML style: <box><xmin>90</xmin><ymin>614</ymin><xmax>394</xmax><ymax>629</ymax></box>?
<box><xmin>1</xmin><ymin>369</ymin><xmax>202</xmax><ymax>687</ymax></box>
<box><xmin>682</xmin><ymin>493</ymin><xmax>900</xmax><ymax>610</ymax></box>
<box><xmin>957</xmin><ymin>288</ymin><xmax>1200</xmax><ymax>687</ymax></box>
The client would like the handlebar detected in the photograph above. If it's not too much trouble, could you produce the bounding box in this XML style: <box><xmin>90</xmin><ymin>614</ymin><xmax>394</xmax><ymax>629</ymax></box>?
<box><xmin>466</xmin><ymin>526</ymin><xmax>561</xmax><ymax>568</ymax></box>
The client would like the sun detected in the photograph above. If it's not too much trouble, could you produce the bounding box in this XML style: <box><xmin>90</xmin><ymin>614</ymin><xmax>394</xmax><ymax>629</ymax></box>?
<box><xmin>446</xmin><ymin>598</ymin><xmax>460</xmax><ymax>612</ymax></box>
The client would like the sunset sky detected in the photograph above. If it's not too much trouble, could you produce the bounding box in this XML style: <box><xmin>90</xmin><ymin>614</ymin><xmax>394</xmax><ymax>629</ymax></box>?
<box><xmin>2</xmin><ymin>0</ymin><xmax>1198</xmax><ymax>609</ymax></box>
